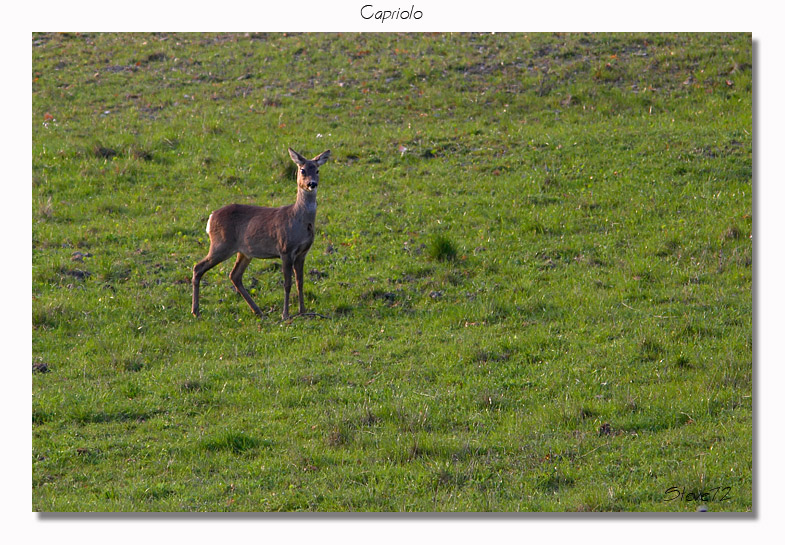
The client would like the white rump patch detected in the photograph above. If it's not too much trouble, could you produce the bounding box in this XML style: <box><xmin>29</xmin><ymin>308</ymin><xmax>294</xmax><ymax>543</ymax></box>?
<box><xmin>206</xmin><ymin>213</ymin><xmax>212</xmax><ymax>235</ymax></box>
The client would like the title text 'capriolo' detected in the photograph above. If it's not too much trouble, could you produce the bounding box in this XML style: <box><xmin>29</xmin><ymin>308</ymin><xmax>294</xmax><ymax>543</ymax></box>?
<box><xmin>360</xmin><ymin>5</ymin><xmax>423</xmax><ymax>22</ymax></box>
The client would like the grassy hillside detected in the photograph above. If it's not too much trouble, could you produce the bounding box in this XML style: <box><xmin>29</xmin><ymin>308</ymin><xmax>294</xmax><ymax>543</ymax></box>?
<box><xmin>32</xmin><ymin>32</ymin><xmax>752</xmax><ymax>511</ymax></box>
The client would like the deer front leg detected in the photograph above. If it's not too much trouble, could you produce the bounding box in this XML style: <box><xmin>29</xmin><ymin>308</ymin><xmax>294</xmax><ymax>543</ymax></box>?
<box><xmin>294</xmin><ymin>255</ymin><xmax>307</xmax><ymax>315</ymax></box>
<box><xmin>281</xmin><ymin>255</ymin><xmax>293</xmax><ymax>320</ymax></box>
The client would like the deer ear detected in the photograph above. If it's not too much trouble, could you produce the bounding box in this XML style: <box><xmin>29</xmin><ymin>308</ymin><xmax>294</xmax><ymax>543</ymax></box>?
<box><xmin>313</xmin><ymin>149</ymin><xmax>331</xmax><ymax>166</ymax></box>
<box><xmin>288</xmin><ymin>148</ymin><xmax>307</xmax><ymax>166</ymax></box>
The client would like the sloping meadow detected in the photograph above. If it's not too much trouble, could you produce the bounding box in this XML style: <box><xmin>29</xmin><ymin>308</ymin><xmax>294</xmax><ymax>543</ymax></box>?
<box><xmin>32</xmin><ymin>33</ymin><xmax>751</xmax><ymax>511</ymax></box>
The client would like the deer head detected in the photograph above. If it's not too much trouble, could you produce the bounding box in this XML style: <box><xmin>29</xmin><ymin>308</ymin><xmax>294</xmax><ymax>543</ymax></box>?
<box><xmin>288</xmin><ymin>148</ymin><xmax>331</xmax><ymax>192</ymax></box>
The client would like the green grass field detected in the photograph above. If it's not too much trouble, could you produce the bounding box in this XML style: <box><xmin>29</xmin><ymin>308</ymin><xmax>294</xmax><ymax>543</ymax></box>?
<box><xmin>32</xmin><ymin>32</ymin><xmax>752</xmax><ymax>512</ymax></box>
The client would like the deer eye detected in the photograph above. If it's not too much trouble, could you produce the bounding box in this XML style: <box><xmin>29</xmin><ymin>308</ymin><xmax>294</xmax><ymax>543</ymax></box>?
<box><xmin>300</xmin><ymin>168</ymin><xmax>306</xmax><ymax>175</ymax></box>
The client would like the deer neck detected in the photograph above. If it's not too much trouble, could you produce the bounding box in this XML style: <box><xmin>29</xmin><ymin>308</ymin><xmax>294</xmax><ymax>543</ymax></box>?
<box><xmin>294</xmin><ymin>187</ymin><xmax>318</xmax><ymax>218</ymax></box>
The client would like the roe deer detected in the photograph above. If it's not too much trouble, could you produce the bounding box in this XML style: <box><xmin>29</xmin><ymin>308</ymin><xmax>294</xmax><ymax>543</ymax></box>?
<box><xmin>192</xmin><ymin>148</ymin><xmax>331</xmax><ymax>320</ymax></box>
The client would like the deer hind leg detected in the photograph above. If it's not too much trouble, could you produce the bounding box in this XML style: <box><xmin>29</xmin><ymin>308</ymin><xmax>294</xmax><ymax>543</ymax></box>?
<box><xmin>229</xmin><ymin>253</ymin><xmax>263</xmax><ymax>317</ymax></box>
<box><xmin>192</xmin><ymin>244</ymin><xmax>235</xmax><ymax>317</ymax></box>
<box><xmin>192</xmin><ymin>255</ymin><xmax>223</xmax><ymax>317</ymax></box>
<box><xmin>293</xmin><ymin>254</ymin><xmax>307</xmax><ymax>315</ymax></box>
